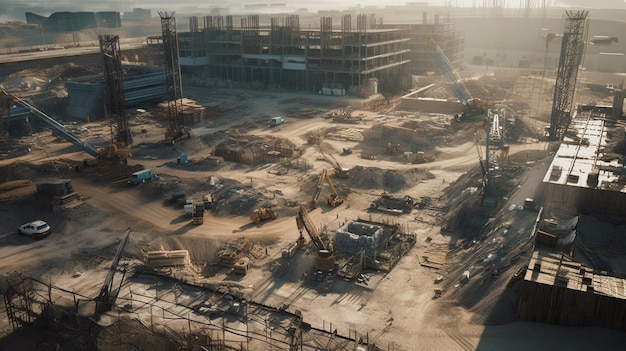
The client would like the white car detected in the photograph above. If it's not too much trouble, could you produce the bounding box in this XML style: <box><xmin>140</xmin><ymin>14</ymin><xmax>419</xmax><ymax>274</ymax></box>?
<box><xmin>17</xmin><ymin>220</ymin><xmax>52</xmax><ymax>239</ymax></box>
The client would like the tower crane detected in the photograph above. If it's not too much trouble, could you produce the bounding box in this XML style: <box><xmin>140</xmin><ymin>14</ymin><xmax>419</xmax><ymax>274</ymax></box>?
<box><xmin>296</xmin><ymin>205</ymin><xmax>335</xmax><ymax>272</ymax></box>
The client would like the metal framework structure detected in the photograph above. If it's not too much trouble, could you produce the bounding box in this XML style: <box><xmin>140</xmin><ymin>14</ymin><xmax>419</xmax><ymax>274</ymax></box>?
<box><xmin>549</xmin><ymin>10</ymin><xmax>588</xmax><ymax>141</ymax></box>
<box><xmin>159</xmin><ymin>11</ymin><xmax>185</xmax><ymax>140</ymax></box>
<box><xmin>99</xmin><ymin>34</ymin><xmax>132</xmax><ymax>145</ymax></box>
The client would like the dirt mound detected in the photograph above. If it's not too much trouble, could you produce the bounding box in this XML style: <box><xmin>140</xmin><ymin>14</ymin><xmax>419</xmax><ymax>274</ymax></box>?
<box><xmin>349</xmin><ymin>166</ymin><xmax>435</xmax><ymax>192</ymax></box>
<box><xmin>210</xmin><ymin>180</ymin><xmax>283</xmax><ymax>216</ymax></box>
<box><xmin>0</xmin><ymin>161</ymin><xmax>62</xmax><ymax>182</ymax></box>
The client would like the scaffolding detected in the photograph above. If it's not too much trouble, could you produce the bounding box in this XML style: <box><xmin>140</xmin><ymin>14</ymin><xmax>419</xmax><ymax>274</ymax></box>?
<box><xmin>170</xmin><ymin>13</ymin><xmax>417</xmax><ymax>93</ymax></box>
<box><xmin>548</xmin><ymin>10</ymin><xmax>588</xmax><ymax>141</ymax></box>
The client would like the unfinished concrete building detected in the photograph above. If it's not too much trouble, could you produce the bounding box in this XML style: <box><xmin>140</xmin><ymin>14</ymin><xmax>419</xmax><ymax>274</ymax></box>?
<box><xmin>519</xmin><ymin>250</ymin><xmax>626</xmax><ymax>331</ymax></box>
<box><xmin>147</xmin><ymin>13</ymin><xmax>463</xmax><ymax>94</ymax></box>
<box><xmin>65</xmin><ymin>66</ymin><xmax>167</xmax><ymax>120</ymax></box>
<box><xmin>333</xmin><ymin>219</ymin><xmax>415</xmax><ymax>274</ymax></box>
<box><xmin>378</xmin><ymin>12</ymin><xmax>464</xmax><ymax>75</ymax></box>
<box><xmin>542</xmin><ymin>105</ymin><xmax>626</xmax><ymax>218</ymax></box>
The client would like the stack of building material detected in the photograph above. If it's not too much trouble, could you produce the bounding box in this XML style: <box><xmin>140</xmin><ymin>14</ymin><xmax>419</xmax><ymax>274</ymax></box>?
<box><xmin>153</xmin><ymin>98</ymin><xmax>206</xmax><ymax>125</ymax></box>
<box><xmin>144</xmin><ymin>250</ymin><xmax>190</xmax><ymax>267</ymax></box>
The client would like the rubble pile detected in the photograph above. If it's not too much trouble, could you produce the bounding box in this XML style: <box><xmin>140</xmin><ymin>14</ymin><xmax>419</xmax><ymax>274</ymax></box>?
<box><xmin>212</xmin><ymin>183</ymin><xmax>278</xmax><ymax>216</ymax></box>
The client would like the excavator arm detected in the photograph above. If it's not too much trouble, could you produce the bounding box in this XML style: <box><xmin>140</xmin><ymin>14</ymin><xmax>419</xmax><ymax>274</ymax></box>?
<box><xmin>311</xmin><ymin>170</ymin><xmax>326</xmax><ymax>207</ymax></box>
<box><xmin>296</xmin><ymin>205</ymin><xmax>328</xmax><ymax>252</ymax></box>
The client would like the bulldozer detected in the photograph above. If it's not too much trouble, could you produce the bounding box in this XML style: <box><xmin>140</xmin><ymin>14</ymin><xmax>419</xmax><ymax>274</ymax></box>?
<box><xmin>250</xmin><ymin>207</ymin><xmax>278</xmax><ymax>224</ymax></box>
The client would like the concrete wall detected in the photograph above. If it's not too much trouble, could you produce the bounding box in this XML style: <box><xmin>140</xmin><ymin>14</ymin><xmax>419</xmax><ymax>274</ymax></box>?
<box><xmin>543</xmin><ymin>181</ymin><xmax>626</xmax><ymax>218</ymax></box>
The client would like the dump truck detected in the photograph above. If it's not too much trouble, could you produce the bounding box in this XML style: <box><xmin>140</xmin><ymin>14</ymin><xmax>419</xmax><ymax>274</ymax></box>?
<box><xmin>192</xmin><ymin>203</ymin><xmax>205</xmax><ymax>224</ymax></box>
<box><xmin>250</xmin><ymin>207</ymin><xmax>278</xmax><ymax>224</ymax></box>
<box><xmin>370</xmin><ymin>193</ymin><xmax>416</xmax><ymax>213</ymax></box>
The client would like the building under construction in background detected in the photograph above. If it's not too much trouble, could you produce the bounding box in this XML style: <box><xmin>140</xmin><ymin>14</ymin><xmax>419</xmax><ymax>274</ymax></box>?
<box><xmin>146</xmin><ymin>13</ymin><xmax>463</xmax><ymax>94</ymax></box>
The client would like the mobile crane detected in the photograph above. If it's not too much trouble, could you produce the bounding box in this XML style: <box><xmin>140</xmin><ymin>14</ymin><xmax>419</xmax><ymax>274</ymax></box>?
<box><xmin>311</xmin><ymin>169</ymin><xmax>344</xmax><ymax>209</ymax></box>
<box><xmin>427</xmin><ymin>37</ymin><xmax>487</xmax><ymax>120</ymax></box>
<box><xmin>296</xmin><ymin>205</ymin><xmax>335</xmax><ymax>272</ymax></box>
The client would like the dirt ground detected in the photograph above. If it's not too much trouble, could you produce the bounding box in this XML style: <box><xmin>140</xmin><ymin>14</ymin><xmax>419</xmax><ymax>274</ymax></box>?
<box><xmin>2</xmin><ymin>64</ymin><xmax>626</xmax><ymax>350</ymax></box>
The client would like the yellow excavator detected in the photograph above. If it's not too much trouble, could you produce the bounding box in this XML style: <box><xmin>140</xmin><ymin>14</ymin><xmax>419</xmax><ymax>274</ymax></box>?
<box><xmin>296</xmin><ymin>204</ymin><xmax>335</xmax><ymax>272</ymax></box>
<box><xmin>311</xmin><ymin>169</ymin><xmax>344</xmax><ymax>209</ymax></box>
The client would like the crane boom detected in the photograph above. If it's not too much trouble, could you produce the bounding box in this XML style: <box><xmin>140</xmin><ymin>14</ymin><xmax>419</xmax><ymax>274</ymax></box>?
<box><xmin>296</xmin><ymin>205</ymin><xmax>327</xmax><ymax>252</ymax></box>
<box><xmin>0</xmin><ymin>90</ymin><xmax>99</xmax><ymax>157</ymax></box>
<box><xmin>428</xmin><ymin>37</ymin><xmax>472</xmax><ymax>109</ymax></box>
<box><xmin>427</xmin><ymin>37</ymin><xmax>487</xmax><ymax>119</ymax></box>
<box><xmin>96</xmin><ymin>228</ymin><xmax>131</xmax><ymax>312</ymax></box>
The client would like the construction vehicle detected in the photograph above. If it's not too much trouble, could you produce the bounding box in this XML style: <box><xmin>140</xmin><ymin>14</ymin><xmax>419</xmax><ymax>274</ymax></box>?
<box><xmin>128</xmin><ymin>169</ymin><xmax>153</xmax><ymax>185</ymax></box>
<box><xmin>427</xmin><ymin>37</ymin><xmax>487</xmax><ymax>120</ymax></box>
<box><xmin>250</xmin><ymin>207</ymin><xmax>278</xmax><ymax>224</ymax></box>
<box><xmin>370</xmin><ymin>193</ymin><xmax>416</xmax><ymax>213</ymax></box>
<box><xmin>184</xmin><ymin>200</ymin><xmax>194</xmax><ymax>218</ymax></box>
<box><xmin>192</xmin><ymin>203</ymin><xmax>205</xmax><ymax>224</ymax></box>
<box><xmin>311</xmin><ymin>169</ymin><xmax>344</xmax><ymax>209</ymax></box>
<box><xmin>269</xmin><ymin>116</ymin><xmax>284</xmax><ymax>127</ymax></box>
<box><xmin>296</xmin><ymin>204</ymin><xmax>335</xmax><ymax>272</ymax></box>
<box><xmin>325</xmin><ymin>152</ymin><xmax>350</xmax><ymax>178</ymax></box>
